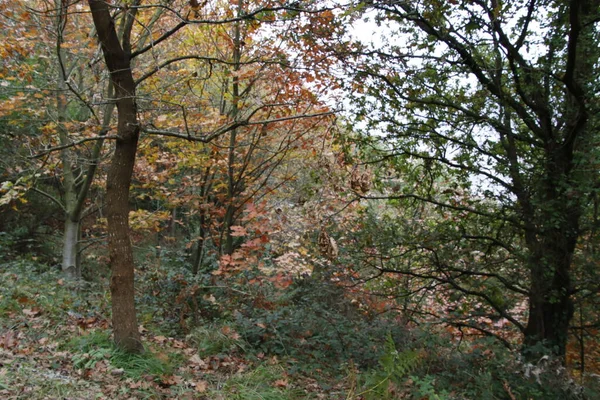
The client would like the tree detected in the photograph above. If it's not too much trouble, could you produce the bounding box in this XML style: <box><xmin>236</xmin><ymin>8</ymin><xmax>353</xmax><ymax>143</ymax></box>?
<box><xmin>52</xmin><ymin>0</ymin><xmax>112</xmax><ymax>278</ymax></box>
<box><xmin>85</xmin><ymin>0</ymin><xmax>335</xmax><ymax>351</ymax></box>
<box><xmin>0</xmin><ymin>0</ymin><xmax>111</xmax><ymax>277</ymax></box>
<box><xmin>343</xmin><ymin>0</ymin><xmax>600</xmax><ymax>357</ymax></box>
<box><xmin>87</xmin><ymin>0</ymin><xmax>144</xmax><ymax>352</ymax></box>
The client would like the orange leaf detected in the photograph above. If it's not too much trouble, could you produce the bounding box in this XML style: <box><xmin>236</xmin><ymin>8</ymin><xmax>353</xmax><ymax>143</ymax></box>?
<box><xmin>273</xmin><ymin>379</ymin><xmax>288</xmax><ymax>388</ymax></box>
<box><xmin>230</xmin><ymin>225</ymin><xmax>247</xmax><ymax>237</ymax></box>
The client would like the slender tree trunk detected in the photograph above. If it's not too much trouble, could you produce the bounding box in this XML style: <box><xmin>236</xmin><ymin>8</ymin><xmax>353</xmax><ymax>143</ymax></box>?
<box><xmin>223</xmin><ymin>0</ymin><xmax>243</xmax><ymax>255</ymax></box>
<box><xmin>55</xmin><ymin>0</ymin><xmax>80</xmax><ymax>278</ymax></box>
<box><xmin>192</xmin><ymin>215</ymin><xmax>207</xmax><ymax>275</ymax></box>
<box><xmin>55</xmin><ymin>0</ymin><xmax>113</xmax><ymax>279</ymax></box>
<box><xmin>191</xmin><ymin>166</ymin><xmax>213</xmax><ymax>274</ymax></box>
<box><xmin>88</xmin><ymin>0</ymin><xmax>143</xmax><ymax>353</ymax></box>
<box><xmin>62</xmin><ymin>218</ymin><xmax>80</xmax><ymax>276</ymax></box>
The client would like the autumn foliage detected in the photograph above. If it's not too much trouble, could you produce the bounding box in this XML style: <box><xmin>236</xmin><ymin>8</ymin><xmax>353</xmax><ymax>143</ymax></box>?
<box><xmin>1</xmin><ymin>0</ymin><xmax>600</xmax><ymax>398</ymax></box>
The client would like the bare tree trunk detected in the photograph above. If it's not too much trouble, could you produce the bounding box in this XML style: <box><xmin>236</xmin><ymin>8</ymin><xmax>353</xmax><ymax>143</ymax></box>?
<box><xmin>62</xmin><ymin>218</ymin><xmax>80</xmax><ymax>276</ymax></box>
<box><xmin>88</xmin><ymin>0</ymin><xmax>143</xmax><ymax>353</ymax></box>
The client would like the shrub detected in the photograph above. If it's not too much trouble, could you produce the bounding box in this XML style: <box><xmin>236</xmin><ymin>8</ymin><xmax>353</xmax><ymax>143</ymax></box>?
<box><xmin>232</xmin><ymin>275</ymin><xmax>410</xmax><ymax>375</ymax></box>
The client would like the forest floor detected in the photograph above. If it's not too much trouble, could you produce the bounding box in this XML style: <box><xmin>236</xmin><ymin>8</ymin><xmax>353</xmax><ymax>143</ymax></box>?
<box><xmin>2</xmin><ymin>258</ymin><xmax>599</xmax><ymax>400</ymax></box>
<box><xmin>0</xmin><ymin>260</ymin><xmax>353</xmax><ymax>399</ymax></box>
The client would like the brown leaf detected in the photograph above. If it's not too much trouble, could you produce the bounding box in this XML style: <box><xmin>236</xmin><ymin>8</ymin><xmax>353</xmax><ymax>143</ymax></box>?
<box><xmin>189</xmin><ymin>354</ymin><xmax>207</xmax><ymax>368</ymax></box>
<box><xmin>22</xmin><ymin>308</ymin><xmax>41</xmax><ymax>317</ymax></box>
<box><xmin>273</xmin><ymin>378</ymin><xmax>288</xmax><ymax>388</ymax></box>
<box><xmin>195</xmin><ymin>380</ymin><xmax>208</xmax><ymax>393</ymax></box>
<box><xmin>154</xmin><ymin>335</ymin><xmax>167</xmax><ymax>343</ymax></box>
<box><xmin>229</xmin><ymin>225</ymin><xmax>247</xmax><ymax>237</ymax></box>
<box><xmin>16</xmin><ymin>296</ymin><xmax>32</xmax><ymax>304</ymax></box>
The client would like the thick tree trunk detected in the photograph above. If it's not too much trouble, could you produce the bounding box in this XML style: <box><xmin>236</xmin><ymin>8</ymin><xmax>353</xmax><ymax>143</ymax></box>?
<box><xmin>88</xmin><ymin>0</ymin><xmax>143</xmax><ymax>353</ymax></box>
<box><xmin>524</xmin><ymin>259</ymin><xmax>574</xmax><ymax>358</ymax></box>
<box><xmin>523</xmin><ymin>198</ymin><xmax>579</xmax><ymax>358</ymax></box>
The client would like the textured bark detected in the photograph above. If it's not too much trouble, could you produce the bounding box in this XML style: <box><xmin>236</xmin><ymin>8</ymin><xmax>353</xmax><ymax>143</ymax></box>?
<box><xmin>524</xmin><ymin>242</ymin><xmax>576</xmax><ymax>357</ymax></box>
<box><xmin>88</xmin><ymin>0</ymin><xmax>143</xmax><ymax>353</ymax></box>
<box><xmin>520</xmin><ymin>0</ymin><xmax>595</xmax><ymax>358</ymax></box>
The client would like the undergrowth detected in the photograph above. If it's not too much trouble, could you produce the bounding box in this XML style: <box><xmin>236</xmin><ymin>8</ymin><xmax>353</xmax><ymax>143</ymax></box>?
<box><xmin>2</xmin><ymin>258</ymin><xmax>600</xmax><ymax>399</ymax></box>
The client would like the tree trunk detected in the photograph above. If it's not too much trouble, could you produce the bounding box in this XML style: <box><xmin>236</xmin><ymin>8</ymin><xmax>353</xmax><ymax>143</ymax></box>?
<box><xmin>55</xmin><ymin>0</ymin><xmax>112</xmax><ymax>279</ymax></box>
<box><xmin>524</xmin><ymin>257</ymin><xmax>574</xmax><ymax>358</ymax></box>
<box><xmin>62</xmin><ymin>218</ymin><xmax>80</xmax><ymax>278</ymax></box>
<box><xmin>523</xmin><ymin>194</ymin><xmax>579</xmax><ymax>358</ymax></box>
<box><xmin>88</xmin><ymin>0</ymin><xmax>143</xmax><ymax>353</ymax></box>
<box><xmin>107</xmin><ymin>139</ymin><xmax>142</xmax><ymax>352</ymax></box>
<box><xmin>55</xmin><ymin>0</ymin><xmax>80</xmax><ymax>279</ymax></box>
<box><xmin>192</xmin><ymin>216</ymin><xmax>207</xmax><ymax>276</ymax></box>
<box><xmin>223</xmin><ymin>0</ymin><xmax>243</xmax><ymax>256</ymax></box>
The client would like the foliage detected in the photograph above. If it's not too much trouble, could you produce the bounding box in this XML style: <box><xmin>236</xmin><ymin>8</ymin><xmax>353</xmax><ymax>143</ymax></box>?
<box><xmin>1</xmin><ymin>0</ymin><xmax>600</xmax><ymax>397</ymax></box>
<box><xmin>188</xmin><ymin>322</ymin><xmax>248</xmax><ymax>357</ymax></box>
<box><xmin>344</xmin><ymin>326</ymin><xmax>600</xmax><ymax>399</ymax></box>
<box><xmin>340</xmin><ymin>0</ymin><xmax>600</xmax><ymax>357</ymax></box>
<box><xmin>232</xmin><ymin>272</ymin><xmax>410</xmax><ymax>374</ymax></box>
<box><xmin>357</xmin><ymin>333</ymin><xmax>421</xmax><ymax>400</ymax></box>
<box><xmin>67</xmin><ymin>331</ymin><xmax>176</xmax><ymax>380</ymax></box>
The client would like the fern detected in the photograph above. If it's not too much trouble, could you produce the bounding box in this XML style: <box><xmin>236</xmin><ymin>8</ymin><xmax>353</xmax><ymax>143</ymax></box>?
<box><xmin>356</xmin><ymin>332</ymin><xmax>421</xmax><ymax>400</ymax></box>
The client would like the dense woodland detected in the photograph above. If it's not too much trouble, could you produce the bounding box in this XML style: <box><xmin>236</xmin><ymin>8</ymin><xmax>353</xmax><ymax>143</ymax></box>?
<box><xmin>1</xmin><ymin>0</ymin><xmax>599</xmax><ymax>398</ymax></box>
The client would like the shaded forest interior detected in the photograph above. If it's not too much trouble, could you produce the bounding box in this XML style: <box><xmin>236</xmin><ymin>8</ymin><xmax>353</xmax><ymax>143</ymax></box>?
<box><xmin>1</xmin><ymin>0</ymin><xmax>599</xmax><ymax>398</ymax></box>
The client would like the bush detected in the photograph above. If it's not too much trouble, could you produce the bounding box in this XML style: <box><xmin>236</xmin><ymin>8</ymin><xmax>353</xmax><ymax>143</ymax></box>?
<box><xmin>355</xmin><ymin>329</ymin><xmax>600</xmax><ymax>400</ymax></box>
<box><xmin>232</xmin><ymin>275</ymin><xmax>410</xmax><ymax>375</ymax></box>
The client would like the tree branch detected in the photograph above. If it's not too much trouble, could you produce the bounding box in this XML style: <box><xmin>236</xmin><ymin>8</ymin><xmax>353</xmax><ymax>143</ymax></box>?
<box><xmin>31</xmin><ymin>135</ymin><xmax>119</xmax><ymax>158</ymax></box>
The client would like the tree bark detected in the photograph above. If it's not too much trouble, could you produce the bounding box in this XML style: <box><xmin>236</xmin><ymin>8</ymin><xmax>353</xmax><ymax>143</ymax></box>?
<box><xmin>524</xmin><ymin>245</ymin><xmax>575</xmax><ymax>358</ymax></box>
<box><xmin>223</xmin><ymin>0</ymin><xmax>243</xmax><ymax>256</ymax></box>
<box><xmin>62</xmin><ymin>218</ymin><xmax>80</xmax><ymax>277</ymax></box>
<box><xmin>88</xmin><ymin>0</ymin><xmax>143</xmax><ymax>353</ymax></box>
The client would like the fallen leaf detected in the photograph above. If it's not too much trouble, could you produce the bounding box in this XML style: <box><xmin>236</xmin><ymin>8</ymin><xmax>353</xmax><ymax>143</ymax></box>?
<box><xmin>273</xmin><ymin>378</ymin><xmax>288</xmax><ymax>388</ymax></box>
<box><xmin>22</xmin><ymin>308</ymin><xmax>41</xmax><ymax>317</ymax></box>
<box><xmin>189</xmin><ymin>354</ymin><xmax>204</xmax><ymax>365</ymax></box>
<box><xmin>195</xmin><ymin>380</ymin><xmax>208</xmax><ymax>392</ymax></box>
<box><xmin>154</xmin><ymin>335</ymin><xmax>167</xmax><ymax>343</ymax></box>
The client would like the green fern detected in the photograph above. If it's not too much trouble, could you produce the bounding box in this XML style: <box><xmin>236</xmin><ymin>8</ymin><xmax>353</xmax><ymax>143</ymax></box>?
<box><xmin>357</xmin><ymin>332</ymin><xmax>421</xmax><ymax>400</ymax></box>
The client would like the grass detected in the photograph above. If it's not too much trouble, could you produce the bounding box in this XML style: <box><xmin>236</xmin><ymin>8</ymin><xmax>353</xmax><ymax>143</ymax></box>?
<box><xmin>187</xmin><ymin>322</ymin><xmax>248</xmax><ymax>357</ymax></box>
<box><xmin>66</xmin><ymin>330</ymin><xmax>176</xmax><ymax>380</ymax></box>
<box><xmin>209</xmin><ymin>363</ymin><xmax>309</xmax><ymax>400</ymax></box>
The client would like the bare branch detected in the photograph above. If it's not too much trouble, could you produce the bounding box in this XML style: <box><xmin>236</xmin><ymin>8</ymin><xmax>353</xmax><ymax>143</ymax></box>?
<box><xmin>31</xmin><ymin>135</ymin><xmax>119</xmax><ymax>158</ymax></box>
<box><xmin>32</xmin><ymin>187</ymin><xmax>66</xmax><ymax>212</ymax></box>
<box><xmin>142</xmin><ymin>111</ymin><xmax>334</xmax><ymax>142</ymax></box>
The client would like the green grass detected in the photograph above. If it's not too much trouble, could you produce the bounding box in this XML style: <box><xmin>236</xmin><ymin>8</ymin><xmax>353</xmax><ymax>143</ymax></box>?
<box><xmin>210</xmin><ymin>363</ymin><xmax>308</xmax><ymax>400</ymax></box>
<box><xmin>66</xmin><ymin>330</ymin><xmax>175</xmax><ymax>380</ymax></box>
<box><xmin>187</xmin><ymin>322</ymin><xmax>248</xmax><ymax>357</ymax></box>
